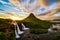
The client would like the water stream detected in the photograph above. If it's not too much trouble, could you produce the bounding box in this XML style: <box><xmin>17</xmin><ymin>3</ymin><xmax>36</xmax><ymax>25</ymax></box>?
<box><xmin>21</xmin><ymin>23</ymin><xmax>29</xmax><ymax>30</ymax></box>
<box><xmin>12</xmin><ymin>22</ymin><xmax>24</xmax><ymax>39</ymax></box>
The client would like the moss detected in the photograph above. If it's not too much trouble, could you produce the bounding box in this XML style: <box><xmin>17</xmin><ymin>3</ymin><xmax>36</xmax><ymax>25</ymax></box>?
<box><xmin>23</xmin><ymin>21</ymin><xmax>51</xmax><ymax>29</ymax></box>
<box><xmin>30</xmin><ymin>29</ymin><xmax>48</xmax><ymax>34</ymax></box>
<box><xmin>0</xmin><ymin>32</ymin><xmax>8</xmax><ymax>40</ymax></box>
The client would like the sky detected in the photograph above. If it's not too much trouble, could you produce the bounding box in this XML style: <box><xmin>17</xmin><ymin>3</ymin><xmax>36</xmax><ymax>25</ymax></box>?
<box><xmin>0</xmin><ymin>0</ymin><xmax>60</xmax><ymax>20</ymax></box>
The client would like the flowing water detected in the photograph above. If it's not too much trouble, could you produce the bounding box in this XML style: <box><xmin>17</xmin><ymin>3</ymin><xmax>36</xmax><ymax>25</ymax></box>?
<box><xmin>21</xmin><ymin>23</ymin><xmax>29</xmax><ymax>30</ymax></box>
<box><xmin>12</xmin><ymin>22</ymin><xmax>24</xmax><ymax>39</ymax></box>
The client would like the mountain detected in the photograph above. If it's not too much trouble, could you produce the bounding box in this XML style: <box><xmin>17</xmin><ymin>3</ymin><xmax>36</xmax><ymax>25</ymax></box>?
<box><xmin>22</xmin><ymin>13</ymin><xmax>41</xmax><ymax>23</ymax></box>
<box><xmin>19</xmin><ymin>13</ymin><xmax>52</xmax><ymax>29</ymax></box>
<box><xmin>18</xmin><ymin>13</ymin><xmax>52</xmax><ymax>34</ymax></box>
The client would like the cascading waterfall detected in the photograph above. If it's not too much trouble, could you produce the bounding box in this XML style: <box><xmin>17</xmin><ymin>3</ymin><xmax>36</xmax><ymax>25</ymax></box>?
<box><xmin>16</xmin><ymin>24</ymin><xmax>24</xmax><ymax>35</ymax></box>
<box><xmin>21</xmin><ymin>23</ymin><xmax>29</xmax><ymax>30</ymax></box>
<box><xmin>48</xmin><ymin>27</ymin><xmax>57</xmax><ymax>32</ymax></box>
<box><xmin>12</xmin><ymin>22</ymin><xmax>24</xmax><ymax>39</ymax></box>
<box><xmin>48</xmin><ymin>28</ymin><xmax>53</xmax><ymax>32</ymax></box>
<box><xmin>15</xmin><ymin>24</ymin><xmax>20</xmax><ymax>39</ymax></box>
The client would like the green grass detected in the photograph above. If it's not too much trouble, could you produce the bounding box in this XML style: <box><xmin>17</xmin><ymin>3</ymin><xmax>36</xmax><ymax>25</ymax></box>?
<box><xmin>0</xmin><ymin>32</ymin><xmax>8</xmax><ymax>40</ymax></box>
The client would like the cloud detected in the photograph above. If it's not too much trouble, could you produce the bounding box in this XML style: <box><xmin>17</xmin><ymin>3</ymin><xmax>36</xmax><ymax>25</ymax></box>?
<box><xmin>48</xmin><ymin>3</ymin><xmax>57</xmax><ymax>11</ymax></box>
<box><xmin>0</xmin><ymin>0</ymin><xmax>30</xmax><ymax>19</ymax></box>
<box><xmin>0</xmin><ymin>0</ymin><xmax>22</xmax><ymax>12</ymax></box>
<box><xmin>34</xmin><ymin>2</ymin><xmax>58</xmax><ymax>15</ymax></box>
<box><xmin>0</xmin><ymin>0</ymin><xmax>8</xmax><ymax>4</ymax></box>
<box><xmin>9</xmin><ymin>0</ymin><xmax>49</xmax><ymax>13</ymax></box>
<box><xmin>0</xmin><ymin>9</ymin><xmax>4</xmax><ymax>11</ymax></box>
<box><xmin>0</xmin><ymin>0</ymin><xmax>59</xmax><ymax>19</ymax></box>
<box><xmin>53</xmin><ymin>12</ymin><xmax>60</xmax><ymax>16</ymax></box>
<box><xmin>0</xmin><ymin>0</ymin><xmax>22</xmax><ymax>14</ymax></box>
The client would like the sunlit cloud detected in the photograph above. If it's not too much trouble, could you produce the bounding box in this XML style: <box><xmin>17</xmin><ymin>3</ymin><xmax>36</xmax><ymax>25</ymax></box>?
<box><xmin>9</xmin><ymin>0</ymin><xmax>40</xmax><ymax>13</ymax></box>
<box><xmin>0</xmin><ymin>0</ymin><xmax>29</xmax><ymax>14</ymax></box>
<box><xmin>38</xmin><ymin>0</ymin><xmax>48</xmax><ymax>7</ymax></box>
<box><xmin>48</xmin><ymin>3</ymin><xmax>58</xmax><ymax>11</ymax></box>
<box><xmin>9</xmin><ymin>0</ymin><xmax>22</xmax><ymax>9</ymax></box>
<box><xmin>0</xmin><ymin>0</ymin><xmax>59</xmax><ymax>20</ymax></box>
<box><xmin>0</xmin><ymin>0</ymin><xmax>30</xmax><ymax>20</ymax></box>
<box><xmin>34</xmin><ymin>2</ymin><xmax>58</xmax><ymax>15</ymax></box>
<box><xmin>53</xmin><ymin>12</ymin><xmax>60</xmax><ymax>16</ymax></box>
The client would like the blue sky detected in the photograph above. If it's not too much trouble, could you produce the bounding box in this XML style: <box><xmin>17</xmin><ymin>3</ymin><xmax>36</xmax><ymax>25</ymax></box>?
<box><xmin>48</xmin><ymin>0</ymin><xmax>59</xmax><ymax>4</ymax></box>
<box><xmin>0</xmin><ymin>0</ymin><xmax>60</xmax><ymax>19</ymax></box>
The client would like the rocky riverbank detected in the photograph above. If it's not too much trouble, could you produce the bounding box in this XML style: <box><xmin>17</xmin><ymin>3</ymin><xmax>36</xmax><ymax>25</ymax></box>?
<box><xmin>20</xmin><ymin>32</ymin><xmax>60</xmax><ymax>40</ymax></box>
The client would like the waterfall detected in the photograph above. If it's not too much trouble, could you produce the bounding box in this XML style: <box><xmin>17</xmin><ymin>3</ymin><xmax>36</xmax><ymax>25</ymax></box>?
<box><xmin>21</xmin><ymin>23</ymin><xmax>29</xmax><ymax>30</ymax></box>
<box><xmin>12</xmin><ymin>22</ymin><xmax>24</xmax><ymax>39</ymax></box>
<box><xmin>16</xmin><ymin>24</ymin><xmax>24</xmax><ymax>35</ymax></box>
<box><xmin>48</xmin><ymin>28</ymin><xmax>55</xmax><ymax>32</ymax></box>
<box><xmin>48</xmin><ymin>28</ymin><xmax>57</xmax><ymax>32</ymax></box>
<box><xmin>15</xmin><ymin>25</ymin><xmax>20</xmax><ymax>39</ymax></box>
<box><xmin>21</xmin><ymin>23</ymin><xmax>26</xmax><ymax>28</ymax></box>
<box><xmin>48</xmin><ymin>28</ymin><xmax>53</xmax><ymax>32</ymax></box>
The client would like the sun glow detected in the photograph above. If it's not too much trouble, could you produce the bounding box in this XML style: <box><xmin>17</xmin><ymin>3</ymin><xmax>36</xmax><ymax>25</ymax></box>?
<box><xmin>10</xmin><ymin>16</ymin><xmax>24</xmax><ymax>20</ymax></box>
